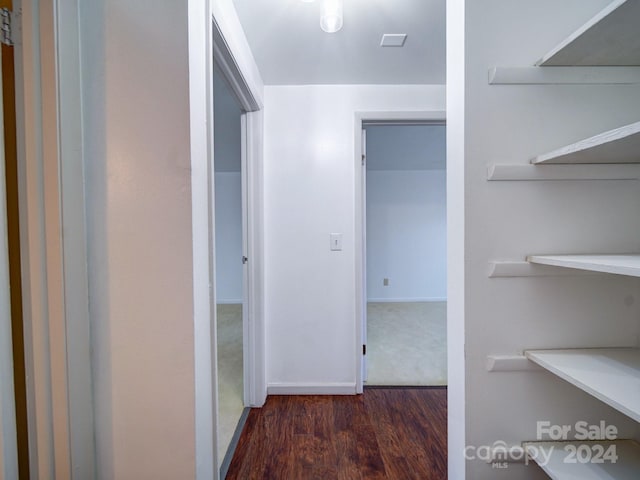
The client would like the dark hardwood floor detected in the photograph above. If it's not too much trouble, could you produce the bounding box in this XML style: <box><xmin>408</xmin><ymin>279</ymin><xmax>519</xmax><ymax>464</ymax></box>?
<box><xmin>226</xmin><ymin>387</ymin><xmax>447</xmax><ymax>479</ymax></box>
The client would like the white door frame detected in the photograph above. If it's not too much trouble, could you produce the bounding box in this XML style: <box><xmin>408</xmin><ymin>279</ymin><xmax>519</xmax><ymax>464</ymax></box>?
<box><xmin>354</xmin><ymin>111</ymin><xmax>446</xmax><ymax>393</ymax></box>
<box><xmin>8</xmin><ymin>3</ymin><xmax>264</xmax><ymax>480</ymax></box>
<box><xmin>190</xmin><ymin>1</ymin><xmax>217</xmax><ymax>477</ymax></box>
<box><xmin>212</xmin><ymin>17</ymin><xmax>266</xmax><ymax>408</ymax></box>
<box><xmin>10</xmin><ymin>0</ymin><xmax>95</xmax><ymax>477</ymax></box>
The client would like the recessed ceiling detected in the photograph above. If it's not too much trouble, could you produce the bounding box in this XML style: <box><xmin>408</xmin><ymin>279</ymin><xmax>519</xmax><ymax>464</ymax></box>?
<box><xmin>232</xmin><ymin>0</ymin><xmax>446</xmax><ymax>85</ymax></box>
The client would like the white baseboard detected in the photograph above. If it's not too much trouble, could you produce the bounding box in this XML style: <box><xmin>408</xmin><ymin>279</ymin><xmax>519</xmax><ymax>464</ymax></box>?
<box><xmin>367</xmin><ymin>297</ymin><xmax>447</xmax><ymax>303</ymax></box>
<box><xmin>267</xmin><ymin>382</ymin><xmax>357</xmax><ymax>395</ymax></box>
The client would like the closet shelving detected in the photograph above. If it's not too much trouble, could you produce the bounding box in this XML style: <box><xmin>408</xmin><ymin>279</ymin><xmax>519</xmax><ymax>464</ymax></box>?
<box><xmin>522</xmin><ymin>440</ymin><xmax>640</xmax><ymax>479</ymax></box>
<box><xmin>493</xmin><ymin>1</ymin><xmax>640</xmax><ymax>477</ymax></box>
<box><xmin>530</xmin><ymin>121</ymin><xmax>640</xmax><ymax>165</ymax></box>
<box><xmin>525</xmin><ymin>348</ymin><xmax>640</xmax><ymax>423</ymax></box>
<box><xmin>487</xmin><ymin>0</ymin><xmax>640</xmax><ymax>181</ymax></box>
<box><xmin>535</xmin><ymin>0</ymin><xmax>640</xmax><ymax>67</ymax></box>
<box><xmin>527</xmin><ymin>255</ymin><xmax>640</xmax><ymax>278</ymax></box>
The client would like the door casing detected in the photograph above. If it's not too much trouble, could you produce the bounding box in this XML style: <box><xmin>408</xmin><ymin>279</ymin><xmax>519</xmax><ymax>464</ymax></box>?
<box><xmin>354</xmin><ymin>111</ymin><xmax>446</xmax><ymax>393</ymax></box>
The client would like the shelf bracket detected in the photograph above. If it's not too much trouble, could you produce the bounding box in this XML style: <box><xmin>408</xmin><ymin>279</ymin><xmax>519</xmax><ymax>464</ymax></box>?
<box><xmin>489</xmin><ymin>66</ymin><xmax>640</xmax><ymax>85</ymax></box>
<box><xmin>486</xmin><ymin>355</ymin><xmax>542</xmax><ymax>372</ymax></box>
<box><xmin>489</xmin><ymin>261</ymin><xmax>600</xmax><ymax>278</ymax></box>
<box><xmin>487</xmin><ymin>164</ymin><xmax>640</xmax><ymax>181</ymax></box>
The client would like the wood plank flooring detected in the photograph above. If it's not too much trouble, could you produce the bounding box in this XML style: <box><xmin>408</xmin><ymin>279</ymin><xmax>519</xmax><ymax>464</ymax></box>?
<box><xmin>226</xmin><ymin>387</ymin><xmax>447</xmax><ymax>479</ymax></box>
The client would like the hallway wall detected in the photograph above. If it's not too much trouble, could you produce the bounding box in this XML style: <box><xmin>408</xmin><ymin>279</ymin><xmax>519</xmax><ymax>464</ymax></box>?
<box><xmin>80</xmin><ymin>2</ymin><xmax>196</xmax><ymax>478</ymax></box>
<box><xmin>263</xmin><ymin>85</ymin><xmax>445</xmax><ymax>391</ymax></box>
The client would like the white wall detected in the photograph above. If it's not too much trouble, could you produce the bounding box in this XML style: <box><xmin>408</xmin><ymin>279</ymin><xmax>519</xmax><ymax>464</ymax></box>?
<box><xmin>451</xmin><ymin>0</ymin><xmax>640</xmax><ymax>478</ymax></box>
<box><xmin>263</xmin><ymin>85</ymin><xmax>445</xmax><ymax>392</ymax></box>
<box><xmin>80</xmin><ymin>2</ymin><xmax>196</xmax><ymax>478</ymax></box>
<box><xmin>366</xmin><ymin>170</ymin><xmax>446</xmax><ymax>302</ymax></box>
<box><xmin>214</xmin><ymin>173</ymin><xmax>243</xmax><ymax>303</ymax></box>
<box><xmin>213</xmin><ymin>68</ymin><xmax>243</xmax><ymax>303</ymax></box>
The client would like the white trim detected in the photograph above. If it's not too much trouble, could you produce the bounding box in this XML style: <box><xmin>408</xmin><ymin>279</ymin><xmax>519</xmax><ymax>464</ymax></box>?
<box><xmin>13</xmin><ymin>1</ymin><xmax>56</xmax><ymax>475</ymax></box>
<box><xmin>241</xmin><ymin>113</ymin><xmax>250</xmax><ymax>408</ymax></box>
<box><xmin>0</xmin><ymin>42</ymin><xmax>19</xmax><ymax>480</ymax></box>
<box><xmin>360</xmin><ymin>111</ymin><xmax>447</xmax><ymax>124</ymax></box>
<box><xmin>14</xmin><ymin>0</ymin><xmax>92</xmax><ymax>476</ymax></box>
<box><xmin>267</xmin><ymin>383</ymin><xmax>357</xmax><ymax>395</ymax></box>
<box><xmin>212</xmin><ymin>12</ymin><xmax>266</xmax><ymax>410</ymax></box>
<box><xmin>361</xmin><ymin>129</ymin><xmax>367</xmax><ymax>384</ymax></box>
<box><xmin>55</xmin><ymin>0</ymin><xmax>95</xmax><ymax>475</ymax></box>
<box><xmin>447</xmin><ymin>1</ymin><xmax>465</xmax><ymax>477</ymax></box>
<box><xmin>243</xmin><ymin>110</ymin><xmax>266</xmax><ymax>407</ymax></box>
<box><xmin>211</xmin><ymin>1</ymin><xmax>264</xmax><ymax>109</ymax></box>
<box><xmin>212</xmin><ymin>19</ymin><xmax>260</xmax><ymax>112</ymax></box>
<box><xmin>367</xmin><ymin>297</ymin><xmax>447</xmax><ymax>303</ymax></box>
<box><xmin>354</xmin><ymin>111</ymin><xmax>446</xmax><ymax>394</ymax></box>
<box><xmin>190</xmin><ymin>1</ymin><xmax>217</xmax><ymax>479</ymax></box>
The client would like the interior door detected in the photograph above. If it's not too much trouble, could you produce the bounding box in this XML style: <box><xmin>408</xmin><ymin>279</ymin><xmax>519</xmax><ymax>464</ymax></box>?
<box><xmin>0</xmin><ymin>41</ymin><xmax>19</xmax><ymax>480</ymax></box>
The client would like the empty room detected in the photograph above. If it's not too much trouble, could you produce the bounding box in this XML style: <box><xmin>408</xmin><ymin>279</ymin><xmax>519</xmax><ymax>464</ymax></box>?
<box><xmin>364</xmin><ymin>123</ymin><xmax>447</xmax><ymax>387</ymax></box>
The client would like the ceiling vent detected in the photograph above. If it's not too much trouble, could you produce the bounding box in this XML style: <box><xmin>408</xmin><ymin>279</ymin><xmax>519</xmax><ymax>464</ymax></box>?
<box><xmin>380</xmin><ymin>34</ymin><xmax>407</xmax><ymax>47</ymax></box>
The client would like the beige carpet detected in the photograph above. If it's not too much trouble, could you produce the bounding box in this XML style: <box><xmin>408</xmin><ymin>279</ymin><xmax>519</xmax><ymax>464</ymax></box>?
<box><xmin>366</xmin><ymin>302</ymin><xmax>447</xmax><ymax>386</ymax></box>
<box><xmin>216</xmin><ymin>304</ymin><xmax>244</xmax><ymax>462</ymax></box>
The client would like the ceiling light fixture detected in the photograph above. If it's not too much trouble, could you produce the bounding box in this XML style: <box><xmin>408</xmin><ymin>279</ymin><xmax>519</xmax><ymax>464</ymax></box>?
<box><xmin>320</xmin><ymin>0</ymin><xmax>343</xmax><ymax>33</ymax></box>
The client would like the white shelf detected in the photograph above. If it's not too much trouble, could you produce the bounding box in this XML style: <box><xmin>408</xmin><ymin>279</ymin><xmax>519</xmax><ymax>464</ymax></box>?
<box><xmin>523</xmin><ymin>440</ymin><xmax>640</xmax><ymax>479</ymax></box>
<box><xmin>525</xmin><ymin>348</ymin><xmax>640</xmax><ymax>423</ymax></box>
<box><xmin>528</xmin><ymin>255</ymin><xmax>640</xmax><ymax>278</ymax></box>
<box><xmin>538</xmin><ymin>0</ymin><xmax>640</xmax><ymax>66</ymax></box>
<box><xmin>532</xmin><ymin>122</ymin><xmax>640</xmax><ymax>165</ymax></box>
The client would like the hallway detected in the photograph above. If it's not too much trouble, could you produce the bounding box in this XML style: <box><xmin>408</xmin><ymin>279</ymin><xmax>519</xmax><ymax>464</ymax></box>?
<box><xmin>226</xmin><ymin>388</ymin><xmax>447</xmax><ymax>479</ymax></box>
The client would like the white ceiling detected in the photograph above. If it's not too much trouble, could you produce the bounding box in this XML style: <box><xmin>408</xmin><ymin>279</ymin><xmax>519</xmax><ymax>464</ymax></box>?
<box><xmin>232</xmin><ymin>0</ymin><xmax>446</xmax><ymax>85</ymax></box>
<box><xmin>365</xmin><ymin>125</ymin><xmax>446</xmax><ymax>171</ymax></box>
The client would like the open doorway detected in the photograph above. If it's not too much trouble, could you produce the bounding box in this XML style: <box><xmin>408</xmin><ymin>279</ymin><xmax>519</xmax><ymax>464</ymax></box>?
<box><xmin>213</xmin><ymin>63</ymin><xmax>248</xmax><ymax>471</ymax></box>
<box><xmin>212</xmin><ymin>15</ymin><xmax>265</xmax><ymax>477</ymax></box>
<box><xmin>361</xmin><ymin>121</ymin><xmax>447</xmax><ymax>387</ymax></box>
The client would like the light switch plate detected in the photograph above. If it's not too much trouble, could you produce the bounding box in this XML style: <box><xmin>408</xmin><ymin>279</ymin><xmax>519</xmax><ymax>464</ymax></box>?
<box><xmin>330</xmin><ymin>233</ymin><xmax>343</xmax><ymax>251</ymax></box>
